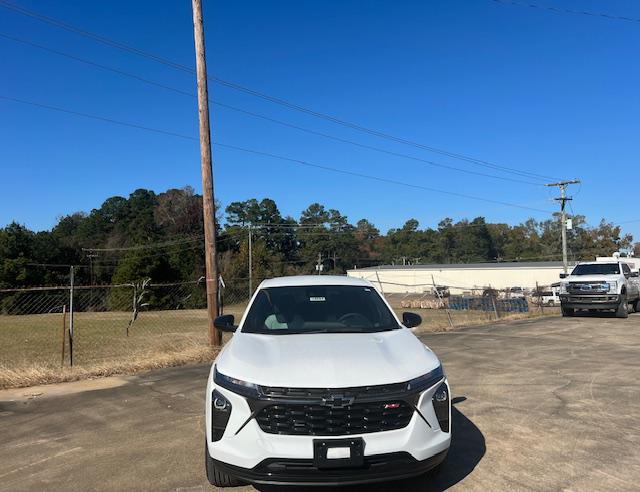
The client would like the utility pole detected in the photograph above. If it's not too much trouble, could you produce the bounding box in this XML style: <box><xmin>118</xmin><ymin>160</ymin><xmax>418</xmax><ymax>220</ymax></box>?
<box><xmin>546</xmin><ymin>180</ymin><xmax>580</xmax><ymax>274</ymax></box>
<box><xmin>248</xmin><ymin>224</ymin><xmax>253</xmax><ymax>298</ymax></box>
<box><xmin>192</xmin><ymin>0</ymin><xmax>221</xmax><ymax>347</ymax></box>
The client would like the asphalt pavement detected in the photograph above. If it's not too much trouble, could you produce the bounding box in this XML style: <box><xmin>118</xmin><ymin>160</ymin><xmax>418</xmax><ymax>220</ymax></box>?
<box><xmin>1</xmin><ymin>313</ymin><xmax>639</xmax><ymax>491</ymax></box>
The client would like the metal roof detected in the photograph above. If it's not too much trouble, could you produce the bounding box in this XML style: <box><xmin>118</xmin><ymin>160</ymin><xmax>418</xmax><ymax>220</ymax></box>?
<box><xmin>351</xmin><ymin>261</ymin><xmax>572</xmax><ymax>271</ymax></box>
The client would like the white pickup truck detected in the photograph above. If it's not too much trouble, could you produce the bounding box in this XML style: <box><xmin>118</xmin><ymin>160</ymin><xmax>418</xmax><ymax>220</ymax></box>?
<box><xmin>559</xmin><ymin>261</ymin><xmax>640</xmax><ymax>318</ymax></box>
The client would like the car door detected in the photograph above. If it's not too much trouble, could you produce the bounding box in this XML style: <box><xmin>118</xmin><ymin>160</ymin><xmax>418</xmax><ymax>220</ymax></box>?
<box><xmin>621</xmin><ymin>263</ymin><xmax>639</xmax><ymax>298</ymax></box>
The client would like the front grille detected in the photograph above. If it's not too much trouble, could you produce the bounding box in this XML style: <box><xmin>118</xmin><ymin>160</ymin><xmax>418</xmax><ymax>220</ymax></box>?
<box><xmin>259</xmin><ymin>382</ymin><xmax>407</xmax><ymax>400</ymax></box>
<box><xmin>568</xmin><ymin>282</ymin><xmax>609</xmax><ymax>294</ymax></box>
<box><xmin>255</xmin><ymin>400</ymin><xmax>413</xmax><ymax>436</ymax></box>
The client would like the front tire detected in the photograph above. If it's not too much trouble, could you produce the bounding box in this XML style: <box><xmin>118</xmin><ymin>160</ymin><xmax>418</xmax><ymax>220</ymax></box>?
<box><xmin>205</xmin><ymin>440</ymin><xmax>242</xmax><ymax>488</ymax></box>
<box><xmin>615</xmin><ymin>296</ymin><xmax>629</xmax><ymax>319</ymax></box>
<box><xmin>633</xmin><ymin>299</ymin><xmax>640</xmax><ymax>314</ymax></box>
<box><xmin>561</xmin><ymin>306</ymin><xmax>574</xmax><ymax>317</ymax></box>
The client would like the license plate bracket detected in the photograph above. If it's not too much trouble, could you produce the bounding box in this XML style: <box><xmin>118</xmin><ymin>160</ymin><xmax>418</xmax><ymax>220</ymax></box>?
<box><xmin>313</xmin><ymin>438</ymin><xmax>365</xmax><ymax>469</ymax></box>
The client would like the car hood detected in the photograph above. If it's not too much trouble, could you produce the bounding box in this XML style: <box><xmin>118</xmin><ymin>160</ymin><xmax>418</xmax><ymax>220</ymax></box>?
<box><xmin>216</xmin><ymin>328</ymin><xmax>440</xmax><ymax>388</ymax></box>
<box><xmin>565</xmin><ymin>275</ymin><xmax>622</xmax><ymax>282</ymax></box>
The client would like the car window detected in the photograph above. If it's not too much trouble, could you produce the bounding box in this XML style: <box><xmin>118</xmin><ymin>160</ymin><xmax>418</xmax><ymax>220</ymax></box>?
<box><xmin>571</xmin><ymin>263</ymin><xmax>620</xmax><ymax>275</ymax></box>
<box><xmin>242</xmin><ymin>285</ymin><xmax>400</xmax><ymax>334</ymax></box>
<box><xmin>622</xmin><ymin>263</ymin><xmax>631</xmax><ymax>274</ymax></box>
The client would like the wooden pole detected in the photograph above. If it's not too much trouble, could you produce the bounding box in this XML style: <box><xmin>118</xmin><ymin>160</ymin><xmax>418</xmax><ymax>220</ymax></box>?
<box><xmin>192</xmin><ymin>0</ymin><xmax>221</xmax><ymax>347</ymax></box>
<box><xmin>61</xmin><ymin>305</ymin><xmax>67</xmax><ymax>367</ymax></box>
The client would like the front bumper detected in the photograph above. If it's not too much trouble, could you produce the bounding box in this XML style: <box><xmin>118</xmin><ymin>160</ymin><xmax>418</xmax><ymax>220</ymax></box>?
<box><xmin>211</xmin><ymin>449</ymin><xmax>448</xmax><ymax>486</ymax></box>
<box><xmin>560</xmin><ymin>294</ymin><xmax>621</xmax><ymax>310</ymax></box>
<box><xmin>205</xmin><ymin>377</ymin><xmax>452</xmax><ymax>480</ymax></box>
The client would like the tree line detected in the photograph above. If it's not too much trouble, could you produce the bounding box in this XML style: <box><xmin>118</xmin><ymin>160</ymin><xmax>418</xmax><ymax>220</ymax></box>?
<box><xmin>0</xmin><ymin>186</ymin><xmax>635</xmax><ymax>289</ymax></box>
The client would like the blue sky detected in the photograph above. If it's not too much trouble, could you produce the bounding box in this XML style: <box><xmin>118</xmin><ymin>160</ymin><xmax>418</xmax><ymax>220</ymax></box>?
<box><xmin>1</xmin><ymin>0</ymin><xmax>639</xmax><ymax>237</ymax></box>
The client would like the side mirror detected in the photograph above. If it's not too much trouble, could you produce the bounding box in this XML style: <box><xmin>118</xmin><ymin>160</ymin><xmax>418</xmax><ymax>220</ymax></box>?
<box><xmin>214</xmin><ymin>314</ymin><xmax>237</xmax><ymax>332</ymax></box>
<box><xmin>559</xmin><ymin>273</ymin><xmax>568</xmax><ymax>279</ymax></box>
<box><xmin>631</xmin><ymin>272</ymin><xmax>640</xmax><ymax>278</ymax></box>
<box><xmin>402</xmin><ymin>312</ymin><xmax>422</xmax><ymax>328</ymax></box>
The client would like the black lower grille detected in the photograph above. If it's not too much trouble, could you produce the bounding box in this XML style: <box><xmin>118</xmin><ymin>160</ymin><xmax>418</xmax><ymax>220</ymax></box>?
<box><xmin>255</xmin><ymin>400</ymin><xmax>413</xmax><ymax>436</ymax></box>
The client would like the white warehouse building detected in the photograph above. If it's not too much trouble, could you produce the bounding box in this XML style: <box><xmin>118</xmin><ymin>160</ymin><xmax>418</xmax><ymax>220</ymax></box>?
<box><xmin>347</xmin><ymin>261</ymin><xmax>574</xmax><ymax>295</ymax></box>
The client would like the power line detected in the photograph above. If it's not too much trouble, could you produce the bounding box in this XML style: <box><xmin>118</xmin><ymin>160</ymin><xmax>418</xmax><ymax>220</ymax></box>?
<box><xmin>83</xmin><ymin>229</ymin><xmax>249</xmax><ymax>255</ymax></box>
<box><xmin>0</xmin><ymin>31</ymin><xmax>543</xmax><ymax>187</ymax></box>
<box><xmin>0</xmin><ymin>0</ymin><xmax>561</xmax><ymax>183</ymax></box>
<box><xmin>0</xmin><ymin>94</ymin><xmax>554</xmax><ymax>215</ymax></box>
<box><xmin>82</xmin><ymin>235</ymin><xmax>205</xmax><ymax>252</ymax></box>
<box><xmin>0</xmin><ymin>95</ymin><xmax>198</xmax><ymax>141</ymax></box>
<box><xmin>214</xmin><ymin>142</ymin><xmax>554</xmax><ymax>214</ymax></box>
<box><xmin>490</xmin><ymin>0</ymin><xmax>640</xmax><ymax>24</ymax></box>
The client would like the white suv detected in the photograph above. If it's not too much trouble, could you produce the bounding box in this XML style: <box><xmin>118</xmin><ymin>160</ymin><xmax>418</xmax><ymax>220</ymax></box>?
<box><xmin>205</xmin><ymin>276</ymin><xmax>451</xmax><ymax>487</ymax></box>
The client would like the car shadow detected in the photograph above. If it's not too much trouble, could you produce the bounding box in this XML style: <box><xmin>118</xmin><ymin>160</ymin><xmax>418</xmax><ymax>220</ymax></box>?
<box><xmin>254</xmin><ymin>397</ymin><xmax>485</xmax><ymax>492</ymax></box>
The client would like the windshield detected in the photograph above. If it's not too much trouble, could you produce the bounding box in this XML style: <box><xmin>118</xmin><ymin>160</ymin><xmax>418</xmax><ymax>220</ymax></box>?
<box><xmin>571</xmin><ymin>263</ymin><xmax>620</xmax><ymax>276</ymax></box>
<box><xmin>242</xmin><ymin>285</ymin><xmax>400</xmax><ymax>334</ymax></box>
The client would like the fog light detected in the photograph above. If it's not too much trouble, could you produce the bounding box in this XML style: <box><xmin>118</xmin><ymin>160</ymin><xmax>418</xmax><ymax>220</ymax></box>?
<box><xmin>211</xmin><ymin>390</ymin><xmax>232</xmax><ymax>442</ymax></box>
<box><xmin>432</xmin><ymin>383</ymin><xmax>450</xmax><ymax>433</ymax></box>
<box><xmin>214</xmin><ymin>396</ymin><xmax>229</xmax><ymax>410</ymax></box>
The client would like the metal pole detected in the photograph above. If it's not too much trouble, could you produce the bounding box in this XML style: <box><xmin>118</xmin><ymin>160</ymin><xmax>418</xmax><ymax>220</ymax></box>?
<box><xmin>87</xmin><ymin>253</ymin><xmax>98</xmax><ymax>308</ymax></box>
<box><xmin>192</xmin><ymin>0</ymin><xmax>221</xmax><ymax>347</ymax></box>
<box><xmin>536</xmin><ymin>281</ymin><xmax>543</xmax><ymax>314</ymax></box>
<box><xmin>61</xmin><ymin>304</ymin><xmax>67</xmax><ymax>367</ymax></box>
<box><xmin>490</xmin><ymin>285</ymin><xmax>499</xmax><ymax>320</ymax></box>
<box><xmin>432</xmin><ymin>275</ymin><xmax>454</xmax><ymax>329</ymax></box>
<box><xmin>248</xmin><ymin>224</ymin><xmax>253</xmax><ymax>298</ymax></box>
<box><xmin>69</xmin><ymin>265</ymin><xmax>74</xmax><ymax>366</ymax></box>
<box><xmin>375</xmin><ymin>271</ymin><xmax>385</xmax><ymax>296</ymax></box>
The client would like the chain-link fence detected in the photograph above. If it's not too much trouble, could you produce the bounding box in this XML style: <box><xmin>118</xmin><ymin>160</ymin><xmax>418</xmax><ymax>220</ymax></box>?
<box><xmin>0</xmin><ymin>276</ymin><xmax>558</xmax><ymax>389</ymax></box>
<box><xmin>380</xmin><ymin>284</ymin><xmax>558</xmax><ymax>333</ymax></box>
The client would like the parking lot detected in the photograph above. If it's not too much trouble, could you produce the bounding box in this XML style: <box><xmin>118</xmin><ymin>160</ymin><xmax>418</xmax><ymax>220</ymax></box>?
<box><xmin>1</xmin><ymin>313</ymin><xmax>639</xmax><ymax>491</ymax></box>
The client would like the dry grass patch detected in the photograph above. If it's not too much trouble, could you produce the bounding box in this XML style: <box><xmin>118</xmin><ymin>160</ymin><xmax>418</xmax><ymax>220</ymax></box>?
<box><xmin>0</xmin><ymin>303</ymin><xmax>559</xmax><ymax>390</ymax></box>
<box><xmin>0</xmin><ymin>342</ymin><xmax>218</xmax><ymax>390</ymax></box>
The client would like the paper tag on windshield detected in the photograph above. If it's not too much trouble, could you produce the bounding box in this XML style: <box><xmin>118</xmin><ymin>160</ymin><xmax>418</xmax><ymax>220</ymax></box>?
<box><xmin>309</xmin><ymin>296</ymin><xmax>326</xmax><ymax>302</ymax></box>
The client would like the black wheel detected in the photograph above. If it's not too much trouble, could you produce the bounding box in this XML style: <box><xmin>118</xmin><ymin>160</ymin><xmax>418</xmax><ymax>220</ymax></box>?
<box><xmin>561</xmin><ymin>306</ymin><xmax>574</xmax><ymax>317</ymax></box>
<box><xmin>615</xmin><ymin>296</ymin><xmax>629</xmax><ymax>319</ymax></box>
<box><xmin>205</xmin><ymin>440</ymin><xmax>242</xmax><ymax>488</ymax></box>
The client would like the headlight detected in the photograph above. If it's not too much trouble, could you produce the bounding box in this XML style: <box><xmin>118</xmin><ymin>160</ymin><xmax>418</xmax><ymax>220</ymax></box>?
<box><xmin>407</xmin><ymin>364</ymin><xmax>444</xmax><ymax>393</ymax></box>
<box><xmin>214</xmin><ymin>366</ymin><xmax>260</xmax><ymax>398</ymax></box>
<box><xmin>211</xmin><ymin>390</ymin><xmax>232</xmax><ymax>441</ymax></box>
<box><xmin>560</xmin><ymin>283</ymin><xmax>568</xmax><ymax>294</ymax></box>
<box><xmin>432</xmin><ymin>382</ymin><xmax>450</xmax><ymax>433</ymax></box>
<box><xmin>607</xmin><ymin>281</ymin><xmax>617</xmax><ymax>293</ymax></box>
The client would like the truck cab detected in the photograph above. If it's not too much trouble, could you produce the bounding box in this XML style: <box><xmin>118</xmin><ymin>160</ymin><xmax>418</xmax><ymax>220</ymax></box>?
<box><xmin>559</xmin><ymin>261</ymin><xmax>640</xmax><ymax>318</ymax></box>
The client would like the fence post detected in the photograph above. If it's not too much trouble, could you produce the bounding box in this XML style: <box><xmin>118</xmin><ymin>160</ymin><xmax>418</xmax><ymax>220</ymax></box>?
<box><xmin>432</xmin><ymin>275</ymin><xmax>454</xmax><ymax>329</ymax></box>
<box><xmin>217</xmin><ymin>275</ymin><xmax>224</xmax><ymax>315</ymax></box>
<box><xmin>490</xmin><ymin>284</ymin><xmax>499</xmax><ymax>320</ymax></box>
<box><xmin>375</xmin><ymin>271</ymin><xmax>385</xmax><ymax>296</ymax></box>
<box><xmin>61</xmin><ymin>304</ymin><xmax>67</xmax><ymax>367</ymax></box>
<box><xmin>536</xmin><ymin>281</ymin><xmax>543</xmax><ymax>314</ymax></box>
<box><xmin>68</xmin><ymin>266</ymin><xmax>75</xmax><ymax>366</ymax></box>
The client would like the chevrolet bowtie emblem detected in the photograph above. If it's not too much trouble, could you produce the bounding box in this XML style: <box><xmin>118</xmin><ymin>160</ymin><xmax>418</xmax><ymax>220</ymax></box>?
<box><xmin>321</xmin><ymin>394</ymin><xmax>355</xmax><ymax>408</ymax></box>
